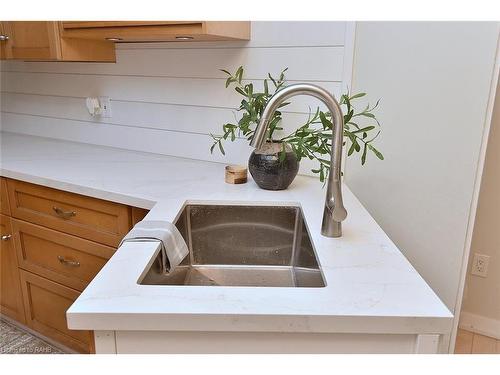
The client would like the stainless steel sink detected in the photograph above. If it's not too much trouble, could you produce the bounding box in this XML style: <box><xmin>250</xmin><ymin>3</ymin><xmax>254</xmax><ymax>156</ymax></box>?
<box><xmin>139</xmin><ymin>204</ymin><xmax>325</xmax><ymax>287</ymax></box>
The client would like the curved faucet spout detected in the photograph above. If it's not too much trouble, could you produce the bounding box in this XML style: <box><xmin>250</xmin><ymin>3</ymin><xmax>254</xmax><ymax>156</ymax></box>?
<box><xmin>250</xmin><ymin>83</ymin><xmax>347</xmax><ymax>237</ymax></box>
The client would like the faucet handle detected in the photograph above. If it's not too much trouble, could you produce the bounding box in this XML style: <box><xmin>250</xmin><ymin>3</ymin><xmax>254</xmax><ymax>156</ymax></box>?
<box><xmin>332</xmin><ymin>206</ymin><xmax>347</xmax><ymax>222</ymax></box>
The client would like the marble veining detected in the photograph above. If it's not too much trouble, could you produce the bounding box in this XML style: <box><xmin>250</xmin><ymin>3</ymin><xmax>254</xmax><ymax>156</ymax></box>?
<box><xmin>0</xmin><ymin>132</ymin><xmax>453</xmax><ymax>334</ymax></box>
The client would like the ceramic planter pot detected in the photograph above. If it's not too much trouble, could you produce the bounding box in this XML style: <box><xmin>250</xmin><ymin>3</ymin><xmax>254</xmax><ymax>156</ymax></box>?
<box><xmin>248</xmin><ymin>141</ymin><xmax>299</xmax><ymax>190</ymax></box>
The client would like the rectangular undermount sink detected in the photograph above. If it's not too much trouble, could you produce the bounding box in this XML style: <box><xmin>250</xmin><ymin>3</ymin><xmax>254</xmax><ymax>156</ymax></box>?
<box><xmin>139</xmin><ymin>204</ymin><xmax>325</xmax><ymax>287</ymax></box>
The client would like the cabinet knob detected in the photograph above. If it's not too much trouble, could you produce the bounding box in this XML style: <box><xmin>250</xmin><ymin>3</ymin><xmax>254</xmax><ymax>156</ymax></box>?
<box><xmin>53</xmin><ymin>206</ymin><xmax>76</xmax><ymax>219</ymax></box>
<box><xmin>0</xmin><ymin>35</ymin><xmax>9</xmax><ymax>41</ymax></box>
<box><xmin>1</xmin><ymin>234</ymin><xmax>12</xmax><ymax>241</ymax></box>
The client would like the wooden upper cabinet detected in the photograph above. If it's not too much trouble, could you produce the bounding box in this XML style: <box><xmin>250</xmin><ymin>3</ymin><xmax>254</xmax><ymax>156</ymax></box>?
<box><xmin>60</xmin><ymin>21</ymin><xmax>251</xmax><ymax>42</ymax></box>
<box><xmin>1</xmin><ymin>22</ymin><xmax>60</xmax><ymax>60</ymax></box>
<box><xmin>0</xmin><ymin>21</ymin><xmax>249</xmax><ymax>62</ymax></box>
<box><xmin>0</xmin><ymin>21</ymin><xmax>115</xmax><ymax>62</ymax></box>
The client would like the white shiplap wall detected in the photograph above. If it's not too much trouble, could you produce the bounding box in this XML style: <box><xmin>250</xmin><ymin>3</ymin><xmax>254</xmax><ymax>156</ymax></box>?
<box><xmin>0</xmin><ymin>22</ymin><xmax>354</xmax><ymax>174</ymax></box>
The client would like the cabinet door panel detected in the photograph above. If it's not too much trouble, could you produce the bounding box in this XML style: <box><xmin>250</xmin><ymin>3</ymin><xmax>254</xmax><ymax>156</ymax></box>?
<box><xmin>19</xmin><ymin>270</ymin><xmax>94</xmax><ymax>353</ymax></box>
<box><xmin>0</xmin><ymin>214</ymin><xmax>25</xmax><ymax>323</ymax></box>
<box><xmin>1</xmin><ymin>21</ymin><xmax>60</xmax><ymax>60</ymax></box>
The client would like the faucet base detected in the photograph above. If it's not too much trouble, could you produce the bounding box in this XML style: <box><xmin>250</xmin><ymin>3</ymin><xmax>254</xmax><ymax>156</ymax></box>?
<box><xmin>321</xmin><ymin>207</ymin><xmax>342</xmax><ymax>238</ymax></box>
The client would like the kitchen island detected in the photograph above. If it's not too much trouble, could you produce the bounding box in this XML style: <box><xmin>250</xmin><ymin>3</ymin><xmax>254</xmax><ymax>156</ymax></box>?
<box><xmin>0</xmin><ymin>132</ymin><xmax>453</xmax><ymax>353</ymax></box>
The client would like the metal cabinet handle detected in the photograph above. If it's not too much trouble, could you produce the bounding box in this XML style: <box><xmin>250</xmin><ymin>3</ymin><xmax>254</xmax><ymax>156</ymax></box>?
<box><xmin>0</xmin><ymin>35</ymin><xmax>9</xmax><ymax>41</ymax></box>
<box><xmin>57</xmin><ymin>256</ymin><xmax>80</xmax><ymax>267</ymax></box>
<box><xmin>53</xmin><ymin>206</ymin><xmax>76</xmax><ymax>219</ymax></box>
<box><xmin>1</xmin><ymin>234</ymin><xmax>12</xmax><ymax>241</ymax></box>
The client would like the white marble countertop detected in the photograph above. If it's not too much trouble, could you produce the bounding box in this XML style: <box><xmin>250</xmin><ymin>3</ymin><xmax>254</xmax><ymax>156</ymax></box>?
<box><xmin>0</xmin><ymin>132</ymin><xmax>453</xmax><ymax>334</ymax></box>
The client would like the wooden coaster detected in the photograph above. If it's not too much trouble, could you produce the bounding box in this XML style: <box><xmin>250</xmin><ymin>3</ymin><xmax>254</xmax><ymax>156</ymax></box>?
<box><xmin>225</xmin><ymin>165</ymin><xmax>248</xmax><ymax>184</ymax></box>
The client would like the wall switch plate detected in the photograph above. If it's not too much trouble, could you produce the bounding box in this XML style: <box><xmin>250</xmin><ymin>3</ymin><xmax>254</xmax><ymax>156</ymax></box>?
<box><xmin>98</xmin><ymin>96</ymin><xmax>112</xmax><ymax>118</ymax></box>
<box><xmin>471</xmin><ymin>253</ymin><xmax>490</xmax><ymax>278</ymax></box>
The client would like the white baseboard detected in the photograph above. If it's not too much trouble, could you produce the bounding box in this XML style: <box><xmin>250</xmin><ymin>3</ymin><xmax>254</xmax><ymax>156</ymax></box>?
<box><xmin>459</xmin><ymin>311</ymin><xmax>500</xmax><ymax>340</ymax></box>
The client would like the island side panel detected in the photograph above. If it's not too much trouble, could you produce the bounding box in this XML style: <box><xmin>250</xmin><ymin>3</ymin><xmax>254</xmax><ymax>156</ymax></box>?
<box><xmin>415</xmin><ymin>334</ymin><xmax>440</xmax><ymax>354</ymax></box>
<box><xmin>94</xmin><ymin>331</ymin><xmax>117</xmax><ymax>354</ymax></box>
<box><xmin>110</xmin><ymin>331</ymin><xmax>430</xmax><ymax>354</ymax></box>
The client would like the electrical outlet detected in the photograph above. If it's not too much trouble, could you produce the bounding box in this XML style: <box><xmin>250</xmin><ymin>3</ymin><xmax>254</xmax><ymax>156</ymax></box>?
<box><xmin>99</xmin><ymin>96</ymin><xmax>112</xmax><ymax>118</ymax></box>
<box><xmin>471</xmin><ymin>253</ymin><xmax>490</xmax><ymax>278</ymax></box>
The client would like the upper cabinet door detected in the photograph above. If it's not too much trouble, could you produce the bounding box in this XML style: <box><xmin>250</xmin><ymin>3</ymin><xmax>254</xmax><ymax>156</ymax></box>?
<box><xmin>0</xmin><ymin>21</ymin><xmax>115</xmax><ymax>62</ymax></box>
<box><xmin>0</xmin><ymin>21</ymin><xmax>61</xmax><ymax>60</ymax></box>
<box><xmin>0</xmin><ymin>23</ymin><xmax>8</xmax><ymax>59</ymax></box>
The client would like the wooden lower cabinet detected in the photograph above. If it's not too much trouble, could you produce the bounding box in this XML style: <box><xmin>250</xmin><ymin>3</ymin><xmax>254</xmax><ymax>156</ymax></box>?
<box><xmin>0</xmin><ymin>214</ymin><xmax>26</xmax><ymax>323</ymax></box>
<box><xmin>0</xmin><ymin>177</ymin><xmax>149</xmax><ymax>353</ymax></box>
<box><xmin>19</xmin><ymin>270</ymin><xmax>94</xmax><ymax>353</ymax></box>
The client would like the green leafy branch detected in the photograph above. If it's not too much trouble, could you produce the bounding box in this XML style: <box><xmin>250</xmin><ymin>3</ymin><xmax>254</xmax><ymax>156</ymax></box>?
<box><xmin>210</xmin><ymin>67</ymin><xmax>289</xmax><ymax>155</ymax></box>
<box><xmin>210</xmin><ymin>66</ymin><xmax>384</xmax><ymax>182</ymax></box>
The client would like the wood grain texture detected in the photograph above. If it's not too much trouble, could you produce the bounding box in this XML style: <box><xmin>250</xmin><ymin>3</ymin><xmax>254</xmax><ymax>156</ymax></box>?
<box><xmin>471</xmin><ymin>333</ymin><xmax>497</xmax><ymax>354</ymax></box>
<box><xmin>60</xmin><ymin>22</ymin><xmax>249</xmax><ymax>42</ymax></box>
<box><xmin>0</xmin><ymin>214</ymin><xmax>26</xmax><ymax>324</ymax></box>
<box><xmin>0</xmin><ymin>23</ymin><xmax>8</xmax><ymax>59</ymax></box>
<box><xmin>0</xmin><ymin>22</ymin><xmax>60</xmax><ymax>60</ymax></box>
<box><xmin>0</xmin><ymin>178</ymin><xmax>10</xmax><ymax>216</ymax></box>
<box><xmin>131</xmin><ymin>207</ymin><xmax>149</xmax><ymax>226</ymax></box>
<box><xmin>19</xmin><ymin>269</ymin><xmax>94</xmax><ymax>353</ymax></box>
<box><xmin>454</xmin><ymin>329</ymin><xmax>473</xmax><ymax>354</ymax></box>
<box><xmin>62</xmin><ymin>21</ymin><xmax>198</xmax><ymax>29</ymax></box>
<box><xmin>7</xmin><ymin>178</ymin><xmax>131</xmax><ymax>247</ymax></box>
<box><xmin>0</xmin><ymin>21</ymin><xmax>115</xmax><ymax>62</ymax></box>
<box><xmin>12</xmin><ymin>219</ymin><xmax>115</xmax><ymax>291</ymax></box>
<box><xmin>454</xmin><ymin>328</ymin><xmax>500</xmax><ymax>354</ymax></box>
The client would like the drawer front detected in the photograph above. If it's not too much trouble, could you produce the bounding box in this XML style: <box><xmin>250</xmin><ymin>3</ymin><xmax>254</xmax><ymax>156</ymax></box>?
<box><xmin>13</xmin><ymin>219</ymin><xmax>115</xmax><ymax>291</ymax></box>
<box><xmin>7</xmin><ymin>179</ymin><xmax>131</xmax><ymax>247</ymax></box>
<box><xmin>19</xmin><ymin>270</ymin><xmax>94</xmax><ymax>353</ymax></box>
<box><xmin>0</xmin><ymin>215</ymin><xmax>26</xmax><ymax>323</ymax></box>
<box><xmin>1</xmin><ymin>178</ymin><xmax>10</xmax><ymax>215</ymax></box>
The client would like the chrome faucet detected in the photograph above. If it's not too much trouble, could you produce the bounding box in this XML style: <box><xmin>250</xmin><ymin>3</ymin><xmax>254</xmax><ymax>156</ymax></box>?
<box><xmin>250</xmin><ymin>83</ymin><xmax>347</xmax><ymax>237</ymax></box>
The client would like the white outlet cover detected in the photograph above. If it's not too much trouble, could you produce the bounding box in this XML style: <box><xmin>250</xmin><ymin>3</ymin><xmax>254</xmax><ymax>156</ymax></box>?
<box><xmin>99</xmin><ymin>96</ymin><xmax>112</xmax><ymax>118</ymax></box>
<box><xmin>471</xmin><ymin>253</ymin><xmax>490</xmax><ymax>278</ymax></box>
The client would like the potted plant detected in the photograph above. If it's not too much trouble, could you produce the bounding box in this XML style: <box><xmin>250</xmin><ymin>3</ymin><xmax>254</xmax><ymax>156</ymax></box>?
<box><xmin>210</xmin><ymin>66</ymin><xmax>384</xmax><ymax>190</ymax></box>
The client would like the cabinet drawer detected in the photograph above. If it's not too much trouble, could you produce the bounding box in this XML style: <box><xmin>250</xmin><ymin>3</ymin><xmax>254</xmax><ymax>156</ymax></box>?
<box><xmin>1</xmin><ymin>178</ymin><xmax>10</xmax><ymax>215</ymax></box>
<box><xmin>7</xmin><ymin>179</ymin><xmax>131</xmax><ymax>247</ymax></box>
<box><xmin>19</xmin><ymin>270</ymin><xmax>93</xmax><ymax>353</ymax></box>
<box><xmin>1</xmin><ymin>214</ymin><xmax>26</xmax><ymax>323</ymax></box>
<box><xmin>13</xmin><ymin>219</ymin><xmax>115</xmax><ymax>291</ymax></box>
